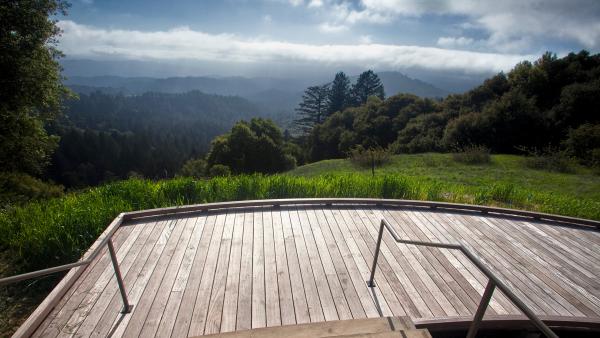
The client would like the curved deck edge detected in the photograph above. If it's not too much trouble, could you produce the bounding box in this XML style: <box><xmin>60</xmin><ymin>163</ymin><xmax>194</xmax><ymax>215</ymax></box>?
<box><xmin>415</xmin><ymin>315</ymin><xmax>600</xmax><ymax>332</ymax></box>
<box><xmin>123</xmin><ymin>198</ymin><xmax>600</xmax><ymax>228</ymax></box>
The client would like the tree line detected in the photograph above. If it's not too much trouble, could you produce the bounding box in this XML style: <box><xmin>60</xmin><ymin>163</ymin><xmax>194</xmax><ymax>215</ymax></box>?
<box><xmin>296</xmin><ymin>51</ymin><xmax>600</xmax><ymax>166</ymax></box>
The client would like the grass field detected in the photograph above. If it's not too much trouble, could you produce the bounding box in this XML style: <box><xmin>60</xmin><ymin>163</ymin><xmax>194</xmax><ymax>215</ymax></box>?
<box><xmin>1</xmin><ymin>153</ymin><xmax>599</xmax><ymax>336</ymax></box>
<box><xmin>289</xmin><ymin>153</ymin><xmax>600</xmax><ymax>201</ymax></box>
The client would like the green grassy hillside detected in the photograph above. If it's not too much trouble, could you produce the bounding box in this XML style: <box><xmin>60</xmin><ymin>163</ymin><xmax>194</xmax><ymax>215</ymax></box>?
<box><xmin>289</xmin><ymin>153</ymin><xmax>600</xmax><ymax>201</ymax></box>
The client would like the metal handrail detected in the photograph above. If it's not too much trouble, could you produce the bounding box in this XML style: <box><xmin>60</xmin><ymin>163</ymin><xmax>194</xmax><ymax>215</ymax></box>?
<box><xmin>0</xmin><ymin>224</ymin><xmax>132</xmax><ymax>314</ymax></box>
<box><xmin>368</xmin><ymin>218</ymin><xmax>558</xmax><ymax>338</ymax></box>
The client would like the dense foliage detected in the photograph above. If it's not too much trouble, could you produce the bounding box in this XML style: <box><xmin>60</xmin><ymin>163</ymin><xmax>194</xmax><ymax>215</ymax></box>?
<box><xmin>46</xmin><ymin>91</ymin><xmax>265</xmax><ymax>187</ymax></box>
<box><xmin>0</xmin><ymin>0</ymin><xmax>70</xmax><ymax>202</ymax></box>
<box><xmin>206</xmin><ymin>118</ymin><xmax>297</xmax><ymax>174</ymax></box>
<box><xmin>304</xmin><ymin>51</ymin><xmax>600</xmax><ymax>165</ymax></box>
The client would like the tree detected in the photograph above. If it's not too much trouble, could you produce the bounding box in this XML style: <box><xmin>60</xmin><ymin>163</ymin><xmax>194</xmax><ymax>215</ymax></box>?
<box><xmin>294</xmin><ymin>84</ymin><xmax>330</xmax><ymax>134</ymax></box>
<box><xmin>351</xmin><ymin>70</ymin><xmax>385</xmax><ymax>105</ymax></box>
<box><xmin>327</xmin><ymin>72</ymin><xmax>351</xmax><ymax>115</ymax></box>
<box><xmin>206</xmin><ymin>118</ymin><xmax>296</xmax><ymax>174</ymax></box>
<box><xmin>0</xmin><ymin>0</ymin><xmax>71</xmax><ymax>176</ymax></box>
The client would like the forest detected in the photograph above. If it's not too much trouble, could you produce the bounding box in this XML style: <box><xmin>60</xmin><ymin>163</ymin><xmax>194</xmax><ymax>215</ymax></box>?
<box><xmin>20</xmin><ymin>50</ymin><xmax>600</xmax><ymax>191</ymax></box>
<box><xmin>299</xmin><ymin>51</ymin><xmax>600</xmax><ymax>166</ymax></box>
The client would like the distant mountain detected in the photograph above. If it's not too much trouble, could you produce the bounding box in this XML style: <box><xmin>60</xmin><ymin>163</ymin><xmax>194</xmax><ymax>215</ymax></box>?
<box><xmin>362</xmin><ymin>72</ymin><xmax>448</xmax><ymax>98</ymax></box>
<box><xmin>65</xmin><ymin>72</ymin><xmax>448</xmax><ymax>127</ymax></box>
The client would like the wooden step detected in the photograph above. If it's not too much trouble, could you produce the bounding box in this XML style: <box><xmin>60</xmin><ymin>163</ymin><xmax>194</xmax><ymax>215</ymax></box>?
<box><xmin>196</xmin><ymin>317</ymin><xmax>417</xmax><ymax>338</ymax></box>
<box><xmin>337</xmin><ymin>329</ymin><xmax>432</xmax><ymax>338</ymax></box>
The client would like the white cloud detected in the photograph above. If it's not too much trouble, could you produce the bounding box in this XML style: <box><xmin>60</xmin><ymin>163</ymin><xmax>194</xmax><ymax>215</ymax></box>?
<box><xmin>308</xmin><ymin>0</ymin><xmax>600</xmax><ymax>52</ymax></box>
<box><xmin>359</xmin><ymin>35</ymin><xmax>373</xmax><ymax>44</ymax></box>
<box><xmin>263</xmin><ymin>15</ymin><xmax>273</xmax><ymax>23</ymax></box>
<box><xmin>288</xmin><ymin>0</ymin><xmax>303</xmax><ymax>6</ymax></box>
<box><xmin>57</xmin><ymin>20</ymin><xmax>534</xmax><ymax>74</ymax></box>
<box><xmin>437</xmin><ymin>36</ymin><xmax>474</xmax><ymax>48</ymax></box>
<box><xmin>318</xmin><ymin>22</ymin><xmax>349</xmax><ymax>33</ymax></box>
<box><xmin>308</xmin><ymin>0</ymin><xmax>323</xmax><ymax>8</ymax></box>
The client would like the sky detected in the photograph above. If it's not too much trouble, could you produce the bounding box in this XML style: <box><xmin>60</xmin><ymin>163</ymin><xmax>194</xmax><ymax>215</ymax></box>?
<box><xmin>57</xmin><ymin>0</ymin><xmax>600</xmax><ymax>78</ymax></box>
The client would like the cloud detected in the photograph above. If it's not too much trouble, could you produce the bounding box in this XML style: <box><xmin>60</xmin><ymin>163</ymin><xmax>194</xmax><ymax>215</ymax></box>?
<box><xmin>437</xmin><ymin>36</ymin><xmax>474</xmax><ymax>48</ymax></box>
<box><xmin>308</xmin><ymin>0</ymin><xmax>324</xmax><ymax>8</ymax></box>
<box><xmin>359</xmin><ymin>35</ymin><xmax>373</xmax><ymax>44</ymax></box>
<box><xmin>57</xmin><ymin>20</ymin><xmax>534</xmax><ymax>74</ymax></box>
<box><xmin>318</xmin><ymin>22</ymin><xmax>349</xmax><ymax>33</ymax></box>
<box><xmin>307</xmin><ymin>0</ymin><xmax>600</xmax><ymax>52</ymax></box>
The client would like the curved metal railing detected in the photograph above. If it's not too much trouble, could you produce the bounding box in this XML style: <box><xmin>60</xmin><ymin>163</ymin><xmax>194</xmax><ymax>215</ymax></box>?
<box><xmin>367</xmin><ymin>218</ymin><xmax>559</xmax><ymax>338</ymax></box>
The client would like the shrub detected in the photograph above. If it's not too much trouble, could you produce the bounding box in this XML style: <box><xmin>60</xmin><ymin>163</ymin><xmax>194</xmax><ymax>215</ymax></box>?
<box><xmin>564</xmin><ymin>123</ymin><xmax>600</xmax><ymax>166</ymax></box>
<box><xmin>451</xmin><ymin>145</ymin><xmax>491</xmax><ymax>164</ymax></box>
<box><xmin>209</xmin><ymin>164</ymin><xmax>231</xmax><ymax>177</ymax></box>
<box><xmin>179</xmin><ymin>158</ymin><xmax>207</xmax><ymax>178</ymax></box>
<box><xmin>0</xmin><ymin>172</ymin><xmax>63</xmax><ymax>207</ymax></box>
<box><xmin>348</xmin><ymin>146</ymin><xmax>392</xmax><ymax>175</ymax></box>
<box><xmin>520</xmin><ymin>146</ymin><xmax>575</xmax><ymax>173</ymax></box>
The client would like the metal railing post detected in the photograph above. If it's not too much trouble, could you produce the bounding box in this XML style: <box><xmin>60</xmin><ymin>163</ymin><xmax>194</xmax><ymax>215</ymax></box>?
<box><xmin>466</xmin><ymin>279</ymin><xmax>496</xmax><ymax>338</ymax></box>
<box><xmin>367</xmin><ymin>220</ymin><xmax>385</xmax><ymax>287</ymax></box>
<box><xmin>107</xmin><ymin>239</ymin><xmax>133</xmax><ymax>313</ymax></box>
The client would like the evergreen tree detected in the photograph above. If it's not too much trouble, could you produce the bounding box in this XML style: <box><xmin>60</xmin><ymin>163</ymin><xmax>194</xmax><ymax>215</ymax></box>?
<box><xmin>327</xmin><ymin>72</ymin><xmax>351</xmax><ymax>115</ymax></box>
<box><xmin>294</xmin><ymin>84</ymin><xmax>330</xmax><ymax>134</ymax></box>
<box><xmin>351</xmin><ymin>70</ymin><xmax>385</xmax><ymax>105</ymax></box>
<box><xmin>0</xmin><ymin>0</ymin><xmax>71</xmax><ymax>175</ymax></box>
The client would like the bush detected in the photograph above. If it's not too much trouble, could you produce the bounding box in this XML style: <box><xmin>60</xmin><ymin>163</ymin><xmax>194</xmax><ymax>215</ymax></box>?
<box><xmin>564</xmin><ymin>123</ymin><xmax>600</xmax><ymax>166</ymax></box>
<box><xmin>520</xmin><ymin>146</ymin><xmax>575</xmax><ymax>173</ymax></box>
<box><xmin>208</xmin><ymin>164</ymin><xmax>231</xmax><ymax>177</ymax></box>
<box><xmin>348</xmin><ymin>146</ymin><xmax>392</xmax><ymax>175</ymax></box>
<box><xmin>179</xmin><ymin>158</ymin><xmax>207</xmax><ymax>178</ymax></box>
<box><xmin>0</xmin><ymin>172</ymin><xmax>63</xmax><ymax>207</ymax></box>
<box><xmin>451</xmin><ymin>145</ymin><xmax>491</xmax><ymax>164</ymax></box>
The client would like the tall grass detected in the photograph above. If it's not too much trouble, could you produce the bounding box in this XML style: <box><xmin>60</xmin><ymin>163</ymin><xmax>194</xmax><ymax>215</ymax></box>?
<box><xmin>1</xmin><ymin>174</ymin><xmax>599</xmax><ymax>274</ymax></box>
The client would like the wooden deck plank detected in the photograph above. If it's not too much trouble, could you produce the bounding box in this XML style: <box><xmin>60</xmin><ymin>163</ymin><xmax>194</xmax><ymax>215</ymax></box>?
<box><xmin>104</xmin><ymin>217</ymin><xmax>188</xmax><ymax>338</ymax></box>
<box><xmin>335</xmin><ymin>208</ymin><xmax>394</xmax><ymax>316</ymax></box>
<box><xmin>336</xmin><ymin>208</ymin><xmax>424</xmax><ymax>318</ymax></box>
<box><xmin>456</xmin><ymin>214</ymin><xmax>574</xmax><ymax>316</ymax></box>
<box><xmin>280</xmin><ymin>208</ymin><xmax>311</xmax><ymax>324</ymax></box>
<box><xmin>187</xmin><ymin>213</ymin><xmax>226</xmax><ymax>337</ymax></box>
<box><xmin>406</xmin><ymin>210</ymin><xmax>508</xmax><ymax>315</ymax></box>
<box><xmin>126</xmin><ymin>216</ymin><xmax>199</xmax><ymax>337</ymax></box>
<box><xmin>311</xmin><ymin>208</ymin><xmax>376</xmax><ymax>318</ymax></box>
<box><xmin>152</xmin><ymin>214</ymin><xmax>207</xmax><ymax>338</ymax></box>
<box><xmin>293</xmin><ymin>208</ymin><xmax>338</xmax><ymax>321</ymax></box>
<box><xmin>358</xmin><ymin>209</ymin><xmax>466</xmax><ymax>316</ymax></box>
<box><xmin>438</xmin><ymin>213</ymin><xmax>556</xmax><ymax>315</ymax></box>
<box><xmin>416</xmin><ymin>211</ymin><xmax>518</xmax><ymax>315</ymax></box>
<box><xmin>26</xmin><ymin>203</ymin><xmax>600</xmax><ymax>338</ymax></box>
<box><xmin>236</xmin><ymin>212</ymin><xmax>255</xmax><ymax>330</ymax></box>
<box><xmin>271</xmin><ymin>208</ymin><xmax>296</xmax><ymax>326</ymax></box>
<box><xmin>262</xmin><ymin>209</ymin><xmax>282</xmax><ymax>327</ymax></box>
<box><xmin>170</xmin><ymin>213</ymin><xmax>217</xmax><ymax>338</ymax></box>
<box><xmin>301</xmin><ymin>207</ymin><xmax>354</xmax><ymax>321</ymax></box>
<box><xmin>204</xmin><ymin>212</ymin><xmax>236</xmax><ymax>335</ymax></box>
<box><xmin>286</xmin><ymin>208</ymin><xmax>325</xmax><ymax>322</ymax></box>
<box><xmin>220</xmin><ymin>213</ymin><xmax>243</xmax><ymax>333</ymax></box>
<box><xmin>377</xmin><ymin>208</ymin><xmax>473</xmax><ymax>316</ymax></box>
<box><xmin>251</xmin><ymin>210</ymin><xmax>267</xmax><ymax>329</ymax></box>
<box><xmin>482</xmin><ymin>216</ymin><xmax>600</xmax><ymax>316</ymax></box>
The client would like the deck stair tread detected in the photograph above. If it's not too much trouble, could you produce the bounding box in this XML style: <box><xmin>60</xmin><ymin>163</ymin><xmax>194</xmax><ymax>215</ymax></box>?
<box><xmin>196</xmin><ymin>317</ymin><xmax>424</xmax><ymax>338</ymax></box>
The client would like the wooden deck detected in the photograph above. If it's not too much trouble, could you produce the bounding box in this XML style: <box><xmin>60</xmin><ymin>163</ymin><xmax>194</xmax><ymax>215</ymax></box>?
<box><xmin>25</xmin><ymin>202</ymin><xmax>600</xmax><ymax>337</ymax></box>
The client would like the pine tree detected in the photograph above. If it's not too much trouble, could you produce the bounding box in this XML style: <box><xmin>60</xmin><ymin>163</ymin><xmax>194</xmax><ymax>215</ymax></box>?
<box><xmin>351</xmin><ymin>70</ymin><xmax>385</xmax><ymax>105</ymax></box>
<box><xmin>327</xmin><ymin>72</ymin><xmax>351</xmax><ymax>115</ymax></box>
<box><xmin>294</xmin><ymin>84</ymin><xmax>330</xmax><ymax>134</ymax></box>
